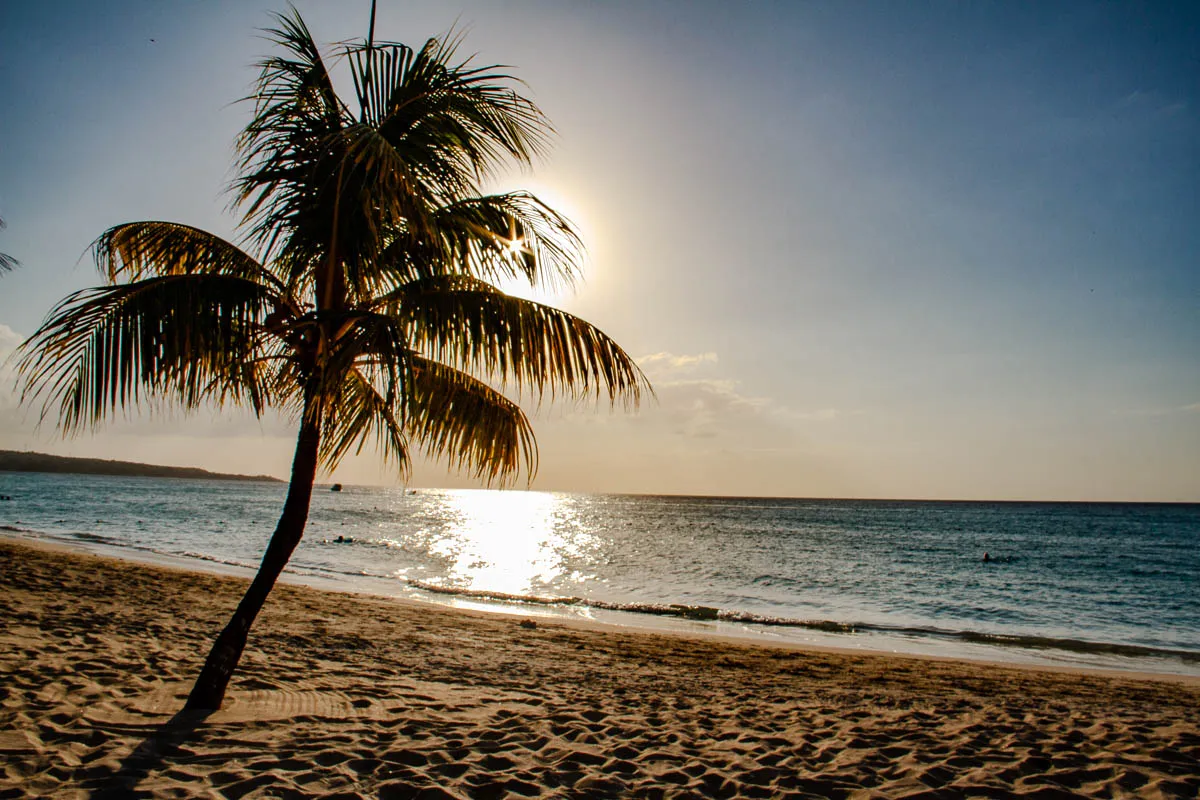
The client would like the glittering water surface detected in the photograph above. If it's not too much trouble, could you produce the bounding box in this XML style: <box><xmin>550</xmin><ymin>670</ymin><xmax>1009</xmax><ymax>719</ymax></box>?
<box><xmin>2</xmin><ymin>472</ymin><xmax>1197</xmax><ymax>673</ymax></box>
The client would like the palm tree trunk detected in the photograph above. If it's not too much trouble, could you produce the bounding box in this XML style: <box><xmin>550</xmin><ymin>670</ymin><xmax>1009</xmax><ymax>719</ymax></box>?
<box><xmin>184</xmin><ymin>411</ymin><xmax>321</xmax><ymax>711</ymax></box>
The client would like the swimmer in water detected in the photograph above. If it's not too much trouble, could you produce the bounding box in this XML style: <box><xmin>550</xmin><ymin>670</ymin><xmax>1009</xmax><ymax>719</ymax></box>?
<box><xmin>983</xmin><ymin>552</ymin><xmax>990</xmax><ymax>562</ymax></box>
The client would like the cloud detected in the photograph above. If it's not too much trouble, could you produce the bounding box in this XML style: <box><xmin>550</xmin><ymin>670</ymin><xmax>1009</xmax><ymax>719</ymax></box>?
<box><xmin>638</xmin><ymin>375</ymin><xmax>842</xmax><ymax>443</ymax></box>
<box><xmin>778</xmin><ymin>407</ymin><xmax>842</xmax><ymax>422</ymax></box>
<box><xmin>658</xmin><ymin>379</ymin><xmax>767</xmax><ymax>438</ymax></box>
<box><xmin>0</xmin><ymin>324</ymin><xmax>26</xmax><ymax>427</ymax></box>
<box><xmin>1114</xmin><ymin>89</ymin><xmax>1190</xmax><ymax>120</ymax></box>
<box><xmin>636</xmin><ymin>351</ymin><xmax>718</xmax><ymax>376</ymax></box>
<box><xmin>0</xmin><ymin>323</ymin><xmax>20</xmax><ymax>355</ymax></box>
<box><xmin>0</xmin><ymin>323</ymin><xmax>23</xmax><ymax>388</ymax></box>
<box><xmin>1119</xmin><ymin>402</ymin><xmax>1200</xmax><ymax>417</ymax></box>
<box><xmin>614</xmin><ymin>351</ymin><xmax>849</xmax><ymax>441</ymax></box>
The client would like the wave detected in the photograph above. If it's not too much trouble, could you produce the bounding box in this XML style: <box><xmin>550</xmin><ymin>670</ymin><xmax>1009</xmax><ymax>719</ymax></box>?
<box><xmin>7</xmin><ymin>524</ymin><xmax>1196</xmax><ymax>668</ymax></box>
<box><xmin>176</xmin><ymin>551</ymin><xmax>258</xmax><ymax>571</ymax></box>
<box><xmin>405</xmin><ymin>581</ymin><xmax>1200</xmax><ymax>664</ymax></box>
<box><xmin>1</xmin><ymin>524</ymin><xmax>264</xmax><ymax>574</ymax></box>
<box><xmin>65</xmin><ymin>530</ymin><xmax>127</xmax><ymax>546</ymax></box>
<box><xmin>946</xmin><ymin>630</ymin><xmax>1200</xmax><ymax>662</ymax></box>
<box><xmin>2</xmin><ymin>525</ymin><xmax>126</xmax><ymax>547</ymax></box>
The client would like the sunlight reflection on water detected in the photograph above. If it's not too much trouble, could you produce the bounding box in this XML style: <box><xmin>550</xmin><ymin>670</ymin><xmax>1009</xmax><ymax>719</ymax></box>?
<box><xmin>421</xmin><ymin>490</ymin><xmax>591</xmax><ymax>595</ymax></box>
<box><xmin>6</xmin><ymin>472</ymin><xmax>1199</xmax><ymax>674</ymax></box>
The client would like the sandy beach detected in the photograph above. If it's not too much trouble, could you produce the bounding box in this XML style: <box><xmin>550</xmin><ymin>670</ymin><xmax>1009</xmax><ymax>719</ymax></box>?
<box><xmin>2</xmin><ymin>537</ymin><xmax>1198</xmax><ymax>799</ymax></box>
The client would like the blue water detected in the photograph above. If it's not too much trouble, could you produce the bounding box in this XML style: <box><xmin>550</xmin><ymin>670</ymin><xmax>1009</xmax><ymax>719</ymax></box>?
<box><xmin>2</xmin><ymin>471</ymin><xmax>1198</xmax><ymax>675</ymax></box>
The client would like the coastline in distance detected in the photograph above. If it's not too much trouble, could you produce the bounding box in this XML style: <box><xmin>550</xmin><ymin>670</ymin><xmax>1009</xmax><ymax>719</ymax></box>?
<box><xmin>0</xmin><ymin>449</ymin><xmax>282</xmax><ymax>484</ymax></box>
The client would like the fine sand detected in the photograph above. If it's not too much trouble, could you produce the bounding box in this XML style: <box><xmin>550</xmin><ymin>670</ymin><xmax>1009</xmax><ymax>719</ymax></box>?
<box><xmin>2</xmin><ymin>538</ymin><xmax>1198</xmax><ymax>799</ymax></box>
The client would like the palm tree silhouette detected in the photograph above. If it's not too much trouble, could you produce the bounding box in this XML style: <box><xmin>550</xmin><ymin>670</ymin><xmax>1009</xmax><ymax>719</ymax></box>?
<box><xmin>17</xmin><ymin>8</ymin><xmax>648</xmax><ymax>710</ymax></box>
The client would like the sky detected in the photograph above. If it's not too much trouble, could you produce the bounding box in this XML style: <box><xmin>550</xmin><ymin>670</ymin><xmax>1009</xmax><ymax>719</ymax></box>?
<box><xmin>0</xmin><ymin>1</ymin><xmax>1197</xmax><ymax>501</ymax></box>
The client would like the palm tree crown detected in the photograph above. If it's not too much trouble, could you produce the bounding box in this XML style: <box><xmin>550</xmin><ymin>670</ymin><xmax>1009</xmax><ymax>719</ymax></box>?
<box><xmin>17</xmin><ymin>8</ymin><xmax>648</xmax><ymax>710</ymax></box>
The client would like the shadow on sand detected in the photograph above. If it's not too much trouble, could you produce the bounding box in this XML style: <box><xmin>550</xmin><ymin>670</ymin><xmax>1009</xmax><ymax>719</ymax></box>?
<box><xmin>86</xmin><ymin>709</ymin><xmax>212</xmax><ymax>799</ymax></box>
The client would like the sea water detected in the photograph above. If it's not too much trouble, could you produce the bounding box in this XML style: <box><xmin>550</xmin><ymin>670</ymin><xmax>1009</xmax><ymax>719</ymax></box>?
<box><xmin>2</xmin><ymin>471</ymin><xmax>1198</xmax><ymax>675</ymax></box>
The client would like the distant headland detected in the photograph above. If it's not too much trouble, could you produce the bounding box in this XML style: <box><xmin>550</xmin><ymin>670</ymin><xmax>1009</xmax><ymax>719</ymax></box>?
<box><xmin>0</xmin><ymin>450</ymin><xmax>283</xmax><ymax>483</ymax></box>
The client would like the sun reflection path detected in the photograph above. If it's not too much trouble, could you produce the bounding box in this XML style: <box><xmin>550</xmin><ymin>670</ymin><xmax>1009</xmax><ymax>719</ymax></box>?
<box><xmin>427</xmin><ymin>490</ymin><xmax>591</xmax><ymax>597</ymax></box>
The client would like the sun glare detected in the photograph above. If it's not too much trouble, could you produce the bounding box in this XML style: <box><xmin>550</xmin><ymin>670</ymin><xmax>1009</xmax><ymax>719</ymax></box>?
<box><xmin>422</xmin><ymin>489</ymin><xmax>591</xmax><ymax>596</ymax></box>
<box><xmin>492</xmin><ymin>179</ymin><xmax>598</xmax><ymax>306</ymax></box>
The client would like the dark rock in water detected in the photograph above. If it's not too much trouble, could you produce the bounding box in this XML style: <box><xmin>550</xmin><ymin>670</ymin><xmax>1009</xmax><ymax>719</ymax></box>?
<box><xmin>519</xmin><ymin>619</ymin><xmax>537</xmax><ymax>630</ymax></box>
<box><xmin>331</xmin><ymin>483</ymin><xmax>343</xmax><ymax>492</ymax></box>
<box><xmin>670</xmin><ymin>604</ymin><xmax>719</xmax><ymax>621</ymax></box>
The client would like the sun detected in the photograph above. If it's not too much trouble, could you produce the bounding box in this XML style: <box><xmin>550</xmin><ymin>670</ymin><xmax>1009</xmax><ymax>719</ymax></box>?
<box><xmin>491</xmin><ymin>178</ymin><xmax>597</xmax><ymax>305</ymax></box>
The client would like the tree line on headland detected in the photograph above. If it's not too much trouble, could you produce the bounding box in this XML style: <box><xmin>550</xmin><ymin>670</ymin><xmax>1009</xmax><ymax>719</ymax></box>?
<box><xmin>0</xmin><ymin>449</ymin><xmax>282</xmax><ymax>483</ymax></box>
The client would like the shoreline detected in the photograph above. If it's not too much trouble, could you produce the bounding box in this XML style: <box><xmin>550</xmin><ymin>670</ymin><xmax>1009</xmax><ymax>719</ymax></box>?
<box><xmin>4</xmin><ymin>537</ymin><xmax>1200</xmax><ymax>798</ymax></box>
<box><xmin>9</xmin><ymin>530</ymin><xmax>1200</xmax><ymax>688</ymax></box>
<box><xmin>5</xmin><ymin>526</ymin><xmax>1198</xmax><ymax>681</ymax></box>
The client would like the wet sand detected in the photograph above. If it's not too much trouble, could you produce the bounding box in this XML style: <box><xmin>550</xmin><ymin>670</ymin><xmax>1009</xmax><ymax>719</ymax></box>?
<box><xmin>2</xmin><ymin>537</ymin><xmax>1198</xmax><ymax>798</ymax></box>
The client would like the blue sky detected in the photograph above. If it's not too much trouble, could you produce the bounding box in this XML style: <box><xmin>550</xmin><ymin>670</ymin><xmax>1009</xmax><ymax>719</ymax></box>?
<box><xmin>1</xmin><ymin>1</ymin><xmax>1197</xmax><ymax>500</ymax></box>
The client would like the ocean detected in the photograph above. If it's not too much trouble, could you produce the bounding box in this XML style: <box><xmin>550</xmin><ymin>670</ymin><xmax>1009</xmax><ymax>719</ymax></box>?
<box><xmin>2</xmin><ymin>471</ymin><xmax>1198</xmax><ymax>676</ymax></box>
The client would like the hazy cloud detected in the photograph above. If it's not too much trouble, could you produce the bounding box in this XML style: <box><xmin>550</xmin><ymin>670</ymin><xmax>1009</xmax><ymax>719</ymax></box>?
<box><xmin>0</xmin><ymin>323</ymin><xmax>20</xmax><ymax>355</ymax></box>
<box><xmin>1119</xmin><ymin>403</ymin><xmax>1200</xmax><ymax>417</ymax></box>
<box><xmin>0</xmin><ymin>323</ymin><xmax>23</xmax><ymax>389</ymax></box>
<box><xmin>1117</xmin><ymin>89</ymin><xmax>1189</xmax><ymax>118</ymax></box>
<box><xmin>636</xmin><ymin>351</ymin><xmax>718</xmax><ymax>376</ymax></box>
<box><xmin>657</xmin><ymin>381</ymin><xmax>844</xmax><ymax>440</ymax></box>
<box><xmin>0</xmin><ymin>324</ymin><xmax>25</xmax><ymax>428</ymax></box>
<box><xmin>630</xmin><ymin>346</ymin><xmax>846</xmax><ymax>443</ymax></box>
<box><xmin>778</xmin><ymin>407</ymin><xmax>842</xmax><ymax>422</ymax></box>
<box><xmin>658</xmin><ymin>379</ymin><xmax>770</xmax><ymax>439</ymax></box>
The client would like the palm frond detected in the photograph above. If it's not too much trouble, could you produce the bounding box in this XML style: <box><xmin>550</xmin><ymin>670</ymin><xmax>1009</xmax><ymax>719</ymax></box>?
<box><xmin>352</xmin><ymin>31</ymin><xmax>552</xmax><ymax>189</ymax></box>
<box><xmin>320</xmin><ymin>367</ymin><xmax>410</xmax><ymax>474</ymax></box>
<box><xmin>95</xmin><ymin>222</ymin><xmax>288</xmax><ymax>294</ymax></box>
<box><xmin>329</xmin><ymin>122</ymin><xmax>436</xmax><ymax>298</ymax></box>
<box><xmin>349</xmin><ymin>41</ymin><xmax>413</xmax><ymax>128</ymax></box>
<box><xmin>406</xmin><ymin>355</ymin><xmax>537</xmax><ymax>484</ymax></box>
<box><xmin>306</xmin><ymin>309</ymin><xmax>413</xmax><ymax>415</ymax></box>
<box><xmin>369</xmin><ymin>191</ymin><xmax>582</xmax><ymax>293</ymax></box>
<box><xmin>380</xmin><ymin>277</ymin><xmax>649</xmax><ymax>407</ymax></box>
<box><xmin>433</xmin><ymin>191</ymin><xmax>582</xmax><ymax>289</ymax></box>
<box><xmin>0</xmin><ymin>215</ymin><xmax>17</xmax><ymax>273</ymax></box>
<box><xmin>234</xmin><ymin>8</ymin><xmax>349</xmax><ymax>259</ymax></box>
<box><xmin>17</xmin><ymin>275</ymin><xmax>278</xmax><ymax>431</ymax></box>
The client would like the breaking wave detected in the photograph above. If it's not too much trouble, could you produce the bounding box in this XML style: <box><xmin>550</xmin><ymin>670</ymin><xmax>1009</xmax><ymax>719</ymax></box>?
<box><xmin>404</xmin><ymin>580</ymin><xmax>1199</xmax><ymax>664</ymax></box>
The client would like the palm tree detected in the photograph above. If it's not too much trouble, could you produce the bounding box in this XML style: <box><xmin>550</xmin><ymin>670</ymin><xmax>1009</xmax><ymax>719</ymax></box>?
<box><xmin>17</xmin><ymin>8</ymin><xmax>648</xmax><ymax>711</ymax></box>
<box><xmin>0</xmin><ymin>216</ymin><xmax>17</xmax><ymax>273</ymax></box>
